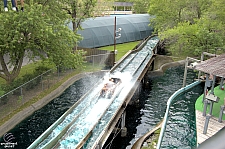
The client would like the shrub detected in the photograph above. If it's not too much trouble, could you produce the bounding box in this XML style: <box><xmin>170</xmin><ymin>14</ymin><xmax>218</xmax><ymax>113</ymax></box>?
<box><xmin>0</xmin><ymin>86</ymin><xmax>5</xmax><ymax>96</ymax></box>
<box><xmin>0</xmin><ymin>85</ymin><xmax>8</xmax><ymax>104</ymax></box>
<box><xmin>35</xmin><ymin>65</ymin><xmax>51</xmax><ymax>75</ymax></box>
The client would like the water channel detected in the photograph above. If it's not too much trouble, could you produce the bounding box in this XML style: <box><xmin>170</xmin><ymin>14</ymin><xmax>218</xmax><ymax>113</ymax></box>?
<box><xmin>104</xmin><ymin>66</ymin><xmax>203</xmax><ymax>149</ymax></box>
<box><xmin>0</xmin><ymin>65</ymin><xmax>203</xmax><ymax>149</ymax></box>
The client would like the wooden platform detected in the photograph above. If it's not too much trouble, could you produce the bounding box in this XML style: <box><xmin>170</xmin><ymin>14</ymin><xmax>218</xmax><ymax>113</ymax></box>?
<box><xmin>196</xmin><ymin>110</ymin><xmax>225</xmax><ymax>144</ymax></box>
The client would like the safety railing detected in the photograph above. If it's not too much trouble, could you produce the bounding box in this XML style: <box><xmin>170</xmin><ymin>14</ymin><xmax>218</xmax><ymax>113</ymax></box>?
<box><xmin>156</xmin><ymin>81</ymin><xmax>201</xmax><ymax>149</ymax></box>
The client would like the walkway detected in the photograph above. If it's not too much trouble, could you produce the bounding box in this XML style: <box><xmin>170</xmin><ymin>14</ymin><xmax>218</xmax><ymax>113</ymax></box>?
<box><xmin>195</xmin><ymin>85</ymin><xmax>225</xmax><ymax>145</ymax></box>
<box><xmin>196</xmin><ymin>110</ymin><xmax>225</xmax><ymax>144</ymax></box>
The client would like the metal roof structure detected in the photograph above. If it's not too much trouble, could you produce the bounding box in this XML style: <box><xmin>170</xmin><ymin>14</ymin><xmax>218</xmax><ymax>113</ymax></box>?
<box><xmin>114</xmin><ymin>2</ymin><xmax>133</xmax><ymax>6</ymax></box>
<box><xmin>195</xmin><ymin>53</ymin><xmax>225</xmax><ymax>78</ymax></box>
<box><xmin>68</xmin><ymin>14</ymin><xmax>153</xmax><ymax>48</ymax></box>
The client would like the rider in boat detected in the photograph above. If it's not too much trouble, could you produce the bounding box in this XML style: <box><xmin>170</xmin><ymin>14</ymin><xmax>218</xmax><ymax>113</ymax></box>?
<box><xmin>101</xmin><ymin>78</ymin><xmax>115</xmax><ymax>96</ymax></box>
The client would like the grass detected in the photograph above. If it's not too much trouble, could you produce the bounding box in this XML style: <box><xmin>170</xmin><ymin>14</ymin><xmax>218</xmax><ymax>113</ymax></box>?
<box><xmin>141</xmin><ymin>128</ymin><xmax>161</xmax><ymax>149</ymax></box>
<box><xmin>99</xmin><ymin>41</ymin><xmax>140</xmax><ymax>61</ymax></box>
<box><xmin>0</xmin><ymin>61</ymin><xmax>54</xmax><ymax>85</ymax></box>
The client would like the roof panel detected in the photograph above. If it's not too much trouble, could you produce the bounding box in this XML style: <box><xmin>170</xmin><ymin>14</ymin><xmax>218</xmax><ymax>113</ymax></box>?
<box><xmin>195</xmin><ymin>54</ymin><xmax>225</xmax><ymax>77</ymax></box>
<box><xmin>73</xmin><ymin>14</ymin><xmax>153</xmax><ymax>48</ymax></box>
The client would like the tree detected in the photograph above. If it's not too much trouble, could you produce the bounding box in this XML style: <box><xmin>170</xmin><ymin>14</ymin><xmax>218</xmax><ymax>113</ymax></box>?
<box><xmin>33</xmin><ymin>0</ymin><xmax>97</xmax><ymax>51</ymax></box>
<box><xmin>94</xmin><ymin>0</ymin><xmax>114</xmax><ymax>16</ymax></box>
<box><xmin>130</xmin><ymin>0</ymin><xmax>149</xmax><ymax>14</ymax></box>
<box><xmin>160</xmin><ymin>19</ymin><xmax>224</xmax><ymax>56</ymax></box>
<box><xmin>0</xmin><ymin>2</ymin><xmax>84</xmax><ymax>84</ymax></box>
<box><xmin>148</xmin><ymin>0</ymin><xmax>211</xmax><ymax>32</ymax></box>
<box><xmin>148</xmin><ymin>0</ymin><xmax>225</xmax><ymax>57</ymax></box>
<box><xmin>59</xmin><ymin>0</ymin><xmax>97</xmax><ymax>31</ymax></box>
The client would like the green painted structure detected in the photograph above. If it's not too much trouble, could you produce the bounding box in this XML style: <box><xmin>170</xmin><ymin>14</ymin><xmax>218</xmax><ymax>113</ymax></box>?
<box><xmin>195</xmin><ymin>85</ymin><xmax>225</xmax><ymax>120</ymax></box>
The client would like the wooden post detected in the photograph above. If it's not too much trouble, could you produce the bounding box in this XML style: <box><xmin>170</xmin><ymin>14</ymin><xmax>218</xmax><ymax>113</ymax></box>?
<box><xmin>182</xmin><ymin>57</ymin><xmax>188</xmax><ymax>87</ymax></box>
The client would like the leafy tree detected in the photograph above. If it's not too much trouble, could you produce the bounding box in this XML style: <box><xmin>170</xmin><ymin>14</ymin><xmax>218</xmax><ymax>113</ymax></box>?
<box><xmin>160</xmin><ymin>19</ymin><xmax>224</xmax><ymax>56</ymax></box>
<box><xmin>94</xmin><ymin>0</ymin><xmax>114</xmax><ymax>16</ymax></box>
<box><xmin>148</xmin><ymin>0</ymin><xmax>211</xmax><ymax>32</ymax></box>
<box><xmin>130</xmin><ymin>0</ymin><xmax>149</xmax><ymax>14</ymax></box>
<box><xmin>33</xmin><ymin>0</ymin><xmax>97</xmax><ymax>51</ymax></box>
<box><xmin>0</xmin><ymin>1</ymin><xmax>84</xmax><ymax>84</ymax></box>
<box><xmin>58</xmin><ymin>0</ymin><xmax>97</xmax><ymax>31</ymax></box>
<box><xmin>148</xmin><ymin>0</ymin><xmax>225</xmax><ymax>57</ymax></box>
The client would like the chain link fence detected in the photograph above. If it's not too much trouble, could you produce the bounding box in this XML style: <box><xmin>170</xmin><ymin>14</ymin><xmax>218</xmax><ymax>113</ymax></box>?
<box><xmin>0</xmin><ymin>67</ymin><xmax>72</xmax><ymax>118</ymax></box>
<box><xmin>0</xmin><ymin>52</ymin><xmax>113</xmax><ymax>120</ymax></box>
<box><xmin>85</xmin><ymin>52</ymin><xmax>114</xmax><ymax>69</ymax></box>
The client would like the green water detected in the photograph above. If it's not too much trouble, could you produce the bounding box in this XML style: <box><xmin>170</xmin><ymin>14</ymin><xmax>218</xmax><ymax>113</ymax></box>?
<box><xmin>161</xmin><ymin>84</ymin><xmax>203</xmax><ymax>149</ymax></box>
<box><xmin>104</xmin><ymin>66</ymin><xmax>203</xmax><ymax>149</ymax></box>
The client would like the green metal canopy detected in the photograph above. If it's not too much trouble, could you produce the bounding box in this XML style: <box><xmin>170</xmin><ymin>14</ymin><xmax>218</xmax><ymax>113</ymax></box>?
<box><xmin>68</xmin><ymin>14</ymin><xmax>154</xmax><ymax>48</ymax></box>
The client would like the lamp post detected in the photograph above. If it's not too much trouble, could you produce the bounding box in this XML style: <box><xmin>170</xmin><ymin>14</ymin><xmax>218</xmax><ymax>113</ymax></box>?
<box><xmin>113</xmin><ymin>16</ymin><xmax>121</xmax><ymax>65</ymax></box>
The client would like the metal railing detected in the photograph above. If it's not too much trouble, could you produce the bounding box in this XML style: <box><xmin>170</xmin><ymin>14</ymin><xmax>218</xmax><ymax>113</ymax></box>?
<box><xmin>156</xmin><ymin>81</ymin><xmax>201</xmax><ymax>149</ymax></box>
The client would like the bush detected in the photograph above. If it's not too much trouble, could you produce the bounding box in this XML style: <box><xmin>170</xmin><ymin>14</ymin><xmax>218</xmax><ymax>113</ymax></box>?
<box><xmin>22</xmin><ymin>73</ymin><xmax>38</xmax><ymax>90</ymax></box>
<box><xmin>35</xmin><ymin>65</ymin><xmax>51</xmax><ymax>75</ymax></box>
<box><xmin>1</xmin><ymin>65</ymin><xmax>54</xmax><ymax>94</ymax></box>
<box><xmin>0</xmin><ymin>86</ymin><xmax>5</xmax><ymax>96</ymax></box>
<box><xmin>0</xmin><ymin>85</ymin><xmax>8</xmax><ymax>104</ymax></box>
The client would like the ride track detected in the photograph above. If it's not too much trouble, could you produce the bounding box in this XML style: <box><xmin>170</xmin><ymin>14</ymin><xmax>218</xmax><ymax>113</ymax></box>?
<box><xmin>28</xmin><ymin>35</ymin><xmax>159</xmax><ymax>149</ymax></box>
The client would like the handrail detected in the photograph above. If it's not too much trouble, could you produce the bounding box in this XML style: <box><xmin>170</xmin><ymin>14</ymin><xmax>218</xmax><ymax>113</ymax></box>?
<box><xmin>156</xmin><ymin>81</ymin><xmax>201</xmax><ymax>149</ymax></box>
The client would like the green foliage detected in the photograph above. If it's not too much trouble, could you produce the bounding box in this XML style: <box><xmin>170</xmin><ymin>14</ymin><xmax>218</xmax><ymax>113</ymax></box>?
<box><xmin>131</xmin><ymin>0</ymin><xmax>150</xmax><ymax>14</ymax></box>
<box><xmin>0</xmin><ymin>85</ymin><xmax>5</xmax><ymax>96</ymax></box>
<box><xmin>0</xmin><ymin>1</ymin><xmax>85</xmax><ymax>84</ymax></box>
<box><xmin>149</xmin><ymin>0</ymin><xmax>225</xmax><ymax>57</ymax></box>
<box><xmin>35</xmin><ymin>65</ymin><xmax>51</xmax><ymax>75</ymax></box>
<box><xmin>18</xmin><ymin>95</ymin><xmax>23</xmax><ymax>103</ymax></box>
<box><xmin>54</xmin><ymin>0</ymin><xmax>97</xmax><ymax>30</ymax></box>
<box><xmin>23</xmin><ymin>73</ymin><xmax>41</xmax><ymax>90</ymax></box>
<box><xmin>2</xmin><ymin>64</ymin><xmax>51</xmax><ymax>93</ymax></box>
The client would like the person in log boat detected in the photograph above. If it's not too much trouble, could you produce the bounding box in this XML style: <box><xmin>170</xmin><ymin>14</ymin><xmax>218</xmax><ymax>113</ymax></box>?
<box><xmin>100</xmin><ymin>78</ymin><xmax>116</xmax><ymax>97</ymax></box>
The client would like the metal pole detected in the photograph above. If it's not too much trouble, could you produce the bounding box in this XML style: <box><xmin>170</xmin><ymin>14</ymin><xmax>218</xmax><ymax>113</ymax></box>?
<box><xmin>20</xmin><ymin>87</ymin><xmax>23</xmax><ymax>100</ymax></box>
<box><xmin>218</xmin><ymin>105</ymin><xmax>225</xmax><ymax>123</ymax></box>
<box><xmin>203</xmin><ymin>78</ymin><xmax>208</xmax><ymax>103</ymax></box>
<box><xmin>121</xmin><ymin>111</ymin><xmax>126</xmax><ymax>128</ymax></box>
<box><xmin>220</xmin><ymin>77</ymin><xmax>224</xmax><ymax>89</ymax></box>
<box><xmin>182</xmin><ymin>57</ymin><xmax>188</xmax><ymax>87</ymax></box>
<box><xmin>114</xmin><ymin>16</ymin><xmax>116</xmax><ymax>65</ymax></box>
<box><xmin>198</xmin><ymin>52</ymin><xmax>204</xmax><ymax>79</ymax></box>
<box><xmin>121</xmin><ymin>111</ymin><xmax>127</xmax><ymax>137</ymax></box>
<box><xmin>209</xmin><ymin>101</ymin><xmax>214</xmax><ymax>115</ymax></box>
<box><xmin>203</xmin><ymin>114</ymin><xmax>211</xmax><ymax>134</ymax></box>
<box><xmin>203</xmin><ymin>99</ymin><xmax>208</xmax><ymax>116</ymax></box>
<box><xmin>203</xmin><ymin>74</ymin><xmax>210</xmax><ymax>102</ymax></box>
<box><xmin>210</xmin><ymin>75</ymin><xmax>216</xmax><ymax>95</ymax></box>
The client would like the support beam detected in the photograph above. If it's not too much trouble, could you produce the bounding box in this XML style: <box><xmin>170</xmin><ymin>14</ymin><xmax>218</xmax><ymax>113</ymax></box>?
<box><xmin>121</xmin><ymin>111</ymin><xmax>127</xmax><ymax>137</ymax></box>
<box><xmin>210</xmin><ymin>75</ymin><xmax>216</xmax><ymax>95</ymax></box>
<box><xmin>203</xmin><ymin>115</ymin><xmax>211</xmax><ymax>134</ymax></box>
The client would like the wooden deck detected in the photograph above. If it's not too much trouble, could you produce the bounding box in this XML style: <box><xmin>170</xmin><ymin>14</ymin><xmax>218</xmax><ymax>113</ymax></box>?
<box><xmin>196</xmin><ymin>110</ymin><xmax>225</xmax><ymax>144</ymax></box>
